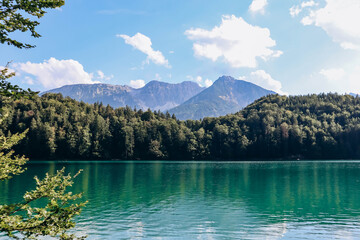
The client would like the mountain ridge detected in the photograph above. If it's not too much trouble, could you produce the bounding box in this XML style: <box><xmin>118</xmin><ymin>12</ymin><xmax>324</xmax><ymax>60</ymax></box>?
<box><xmin>168</xmin><ymin>76</ymin><xmax>275</xmax><ymax>119</ymax></box>
<box><xmin>42</xmin><ymin>76</ymin><xmax>276</xmax><ymax>119</ymax></box>
<box><xmin>42</xmin><ymin>80</ymin><xmax>205</xmax><ymax>111</ymax></box>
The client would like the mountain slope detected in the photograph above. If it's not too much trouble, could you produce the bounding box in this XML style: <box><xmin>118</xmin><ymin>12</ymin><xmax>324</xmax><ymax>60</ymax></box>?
<box><xmin>42</xmin><ymin>83</ymin><xmax>137</xmax><ymax>108</ymax></box>
<box><xmin>169</xmin><ymin>76</ymin><xmax>275</xmax><ymax>120</ymax></box>
<box><xmin>133</xmin><ymin>81</ymin><xmax>205</xmax><ymax>111</ymax></box>
<box><xmin>42</xmin><ymin>81</ymin><xmax>204</xmax><ymax>111</ymax></box>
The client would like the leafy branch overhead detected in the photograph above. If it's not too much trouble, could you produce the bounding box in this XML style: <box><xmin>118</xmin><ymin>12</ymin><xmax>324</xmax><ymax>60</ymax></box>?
<box><xmin>0</xmin><ymin>0</ymin><xmax>65</xmax><ymax>49</ymax></box>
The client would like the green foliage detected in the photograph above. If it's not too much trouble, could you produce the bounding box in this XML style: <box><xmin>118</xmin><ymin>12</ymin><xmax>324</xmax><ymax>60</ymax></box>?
<box><xmin>0</xmin><ymin>168</ymin><xmax>87</xmax><ymax>239</ymax></box>
<box><xmin>0</xmin><ymin>110</ymin><xmax>86</xmax><ymax>239</ymax></box>
<box><xmin>0</xmin><ymin>126</ymin><xmax>87</xmax><ymax>239</ymax></box>
<box><xmin>1</xmin><ymin>2</ymin><xmax>86</xmax><ymax>239</ymax></box>
<box><xmin>0</xmin><ymin>0</ymin><xmax>65</xmax><ymax>49</ymax></box>
<box><xmin>4</xmin><ymin>92</ymin><xmax>360</xmax><ymax>160</ymax></box>
<box><xmin>0</xmin><ymin>129</ymin><xmax>28</xmax><ymax>180</ymax></box>
<box><xmin>0</xmin><ymin>65</ymin><xmax>38</xmax><ymax>102</ymax></box>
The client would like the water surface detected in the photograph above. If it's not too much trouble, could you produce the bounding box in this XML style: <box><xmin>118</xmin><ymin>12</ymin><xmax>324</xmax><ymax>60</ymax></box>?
<box><xmin>1</xmin><ymin>161</ymin><xmax>360</xmax><ymax>239</ymax></box>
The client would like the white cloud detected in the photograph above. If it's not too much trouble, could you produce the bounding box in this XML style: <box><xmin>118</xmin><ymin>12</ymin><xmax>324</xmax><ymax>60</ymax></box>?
<box><xmin>117</xmin><ymin>33</ymin><xmax>170</xmax><ymax>67</ymax></box>
<box><xmin>96</xmin><ymin>70</ymin><xmax>113</xmax><ymax>81</ymax></box>
<box><xmin>293</xmin><ymin>0</ymin><xmax>360</xmax><ymax>50</ymax></box>
<box><xmin>204</xmin><ymin>79</ymin><xmax>213</xmax><ymax>88</ymax></box>
<box><xmin>300</xmin><ymin>16</ymin><xmax>313</xmax><ymax>25</ymax></box>
<box><xmin>242</xmin><ymin>70</ymin><xmax>287</xmax><ymax>95</ymax></box>
<box><xmin>129</xmin><ymin>79</ymin><xmax>146</xmax><ymax>89</ymax></box>
<box><xmin>185</xmin><ymin>15</ymin><xmax>282</xmax><ymax>68</ymax></box>
<box><xmin>191</xmin><ymin>75</ymin><xmax>213</xmax><ymax>88</ymax></box>
<box><xmin>97</xmin><ymin>70</ymin><xmax>105</xmax><ymax>79</ymax></box>
<box><xmin>24</xmin><ymin>76</ymin><xmax>34</xmax><ymax>85</ymax></box>
<box><xmin>319</xmin><ymin>68</ymin><xmax>345</xmax><ymax>81</ymax></box>
<box><xmin>249</xmin><ymin>0</ymin><xmax>268</xmax><ymax>14</ymax></box>
<box><xmin>13</xmin><ymin>58</ymin><xmax>100</xmax><ymax>89</ymax></box>
<box><xmin>290</xmin><ymin>1</ymin><xmax>317</xmax><ymax>17</ymax></box>
<box><xmin>289</xmin><ymin>6</ymin><xmax>301</xmax><ymax>17</ymax></box>
<box><xmin>340</xmin><ymin>42</ymin><xmax>360</xmax><ymax>51</ymax></box>
<box><xmin>301</xmin><ymin>0</ymin><xmax>317</xmax><ymax>8</ymax></box>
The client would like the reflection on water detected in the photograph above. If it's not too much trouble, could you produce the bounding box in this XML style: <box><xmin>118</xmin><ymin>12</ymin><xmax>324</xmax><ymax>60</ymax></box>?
<box><xmin>2</xmin><ymin>161</ymin><xmax>360</xmax><ymax>239</ymax></box>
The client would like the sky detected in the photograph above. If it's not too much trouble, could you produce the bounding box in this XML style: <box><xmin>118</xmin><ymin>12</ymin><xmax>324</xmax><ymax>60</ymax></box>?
<box><xmin>1</xmin><ymin>0</ymin><xmax>360</xmax><ymax>95</ymax></box>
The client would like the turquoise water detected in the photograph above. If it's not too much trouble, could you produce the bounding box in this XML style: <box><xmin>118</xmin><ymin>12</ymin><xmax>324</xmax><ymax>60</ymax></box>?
<box><xmin>2</xmin><ymin>161</ymin><xmax>360</xmax><ymax>239</ymax></box>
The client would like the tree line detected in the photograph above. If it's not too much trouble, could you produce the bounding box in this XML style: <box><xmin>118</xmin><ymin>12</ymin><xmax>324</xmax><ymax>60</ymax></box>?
<box><xmin>2</xmin><ymin>93</ymin><xmax>360</xmax><ymax>160</ymax></box>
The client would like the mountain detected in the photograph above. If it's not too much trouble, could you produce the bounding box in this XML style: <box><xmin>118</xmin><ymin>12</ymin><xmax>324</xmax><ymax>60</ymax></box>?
<box><xmin>132</xmin><ymin>80</ymin><xmax>205</xmax><ymax>111</ymax></box>
<box><xmin>168</xmin><ymin>76</ymin><xmax>275</xmax><ymax>120</ymax></box>
<box><xmin>42</xmin><ymin>81</ymin><xmax>205</xmax><ymax>111</ymax></box>
<box><xmin>42</xmin><ymin>83</ymin><xmax>136</xmax><ymax>108</ymax></box>
<box><xmin>42</xmin><ymin>76</ymin><xmax>276</xmax><ymax>119</ymax></box>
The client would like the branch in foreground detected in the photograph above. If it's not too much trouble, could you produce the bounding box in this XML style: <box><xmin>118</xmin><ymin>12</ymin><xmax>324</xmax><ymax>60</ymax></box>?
<box><xmin>0</xmin><ymin>168</ymin><xmax>87</xmax><ymax>240</ymax></box>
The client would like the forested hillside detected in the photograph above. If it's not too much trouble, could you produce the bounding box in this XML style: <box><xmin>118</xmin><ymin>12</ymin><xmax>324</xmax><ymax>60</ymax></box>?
<box><xmin>1</xmin><ymin>93</ymin><xmax>360</xmax><ymax>160</ymax></box>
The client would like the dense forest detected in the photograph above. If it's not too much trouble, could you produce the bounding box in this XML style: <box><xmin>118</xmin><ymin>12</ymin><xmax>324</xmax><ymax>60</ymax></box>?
<box><xmin>1</xmin><ymin>93</ymin><xmax>360</xmax><ymax>160</ymax></box>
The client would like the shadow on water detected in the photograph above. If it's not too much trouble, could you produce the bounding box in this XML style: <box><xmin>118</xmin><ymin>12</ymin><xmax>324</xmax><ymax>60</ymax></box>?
<box><xmin>2</xmin><ymin>161</ymin><xmax>360</xmax><ymax>239</ymax></box>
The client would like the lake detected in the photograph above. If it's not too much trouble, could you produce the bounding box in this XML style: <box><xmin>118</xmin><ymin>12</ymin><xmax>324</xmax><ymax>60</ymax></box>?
<box><xmin>1</xmin><ymin>161</ymin><xmax>360</xmax><ymax>239</ymax></box>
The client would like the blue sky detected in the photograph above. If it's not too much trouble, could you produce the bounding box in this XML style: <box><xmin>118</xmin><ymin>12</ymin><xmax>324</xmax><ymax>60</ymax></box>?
<box><xmin>1</xmin><ymin>0</ymin><xmax>360</xmax><ymax>95</ymax></box>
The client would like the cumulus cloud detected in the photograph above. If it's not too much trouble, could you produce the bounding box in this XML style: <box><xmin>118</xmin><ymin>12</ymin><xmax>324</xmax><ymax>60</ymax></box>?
<box><xmin>242</xmin><ymin>70</ymin><xmax>287</xmax><ymax>95</ymax></box>
<box><xmin>13</xmin><ymin>58</ymin><xmax>101</xmax><ymax>89</ymax></box>
<box><xmin>117</xmin><ymin>33</ymin><xmax>170</xmax><ymax>67</ymax></box>
<box><xmin>249</xmin><ymin>0</ymin><xmax>268</xmax><ymax>14</ymax></box>
<box><xmin>292</xmin><ymin>0</ymin><xmax>360</xmax><ymax>50</ymax></box>
<box><xmin>129</xmin><ymin>79</ymin><xmax>146</xmax><ymax>89</ymax></box>
<box><xmin>290</xmin><ymin>1</ymin><xmax>317</xmax><ymax>17</ymax></box>
<box><xmin>185</xmin><ymin>15</ymin><xmax>282</xmax><ymax>68</ymax></box>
